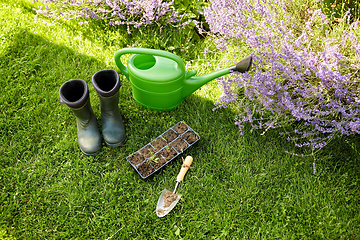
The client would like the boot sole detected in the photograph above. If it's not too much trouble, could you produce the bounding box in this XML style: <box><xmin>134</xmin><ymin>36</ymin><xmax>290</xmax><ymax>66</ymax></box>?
<box><xmin>105</xmin><ymin>135</ymin><xmax>126</xmax><ymax>148</ymax></box>
<box><xmin>80</xmin><ymin>148</ymin><xmax>101</xmax><ymax>157</ymax></box>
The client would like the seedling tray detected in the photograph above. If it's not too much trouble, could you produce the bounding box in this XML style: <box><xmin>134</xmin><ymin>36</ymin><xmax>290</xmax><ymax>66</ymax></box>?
<box><xmin>126</xmin><ymin>121</ymin><xmax>200</xmax><ymax>179</ymax></box>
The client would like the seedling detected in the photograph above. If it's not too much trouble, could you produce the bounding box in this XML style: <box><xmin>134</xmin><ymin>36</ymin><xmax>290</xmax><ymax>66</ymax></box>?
<box><xmin>163</xmin><ymin>134</ymin><xmax>168</xmax><ymax>141</ymax></box>
<box><xmin>146</xmin><ymin>154</ymin><xmax>159</xmax><ymax>165</ymax></box>
<box><xmin>165</xmin><ymin>145</ymin><xmax>170</xmax><ymax>152</ymax></box>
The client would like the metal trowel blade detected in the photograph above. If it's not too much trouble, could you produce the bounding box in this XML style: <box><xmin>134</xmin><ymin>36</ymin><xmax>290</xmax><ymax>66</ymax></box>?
<box><xmin>156</xmin><ymin>188</ymin><xmax>182</xmax><ymax>217</ymax></box>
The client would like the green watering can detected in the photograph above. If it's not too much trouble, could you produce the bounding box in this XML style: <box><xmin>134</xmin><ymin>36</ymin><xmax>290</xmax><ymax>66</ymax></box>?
<box><xmin>115</xmin><ymin>48</ymin><xmax>252</xmax><ymax>111</ymax></box>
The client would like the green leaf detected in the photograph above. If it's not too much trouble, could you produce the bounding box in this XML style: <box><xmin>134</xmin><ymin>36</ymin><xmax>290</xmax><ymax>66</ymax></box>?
<box><xmin>187</xmin><ymin>12</ymin><xmax>197</xmax><ymax>18</ymax></box>
<box><xmin>183</xmin><ymin>0</ymin><xmax>189</xmax><ymax>8</ymax></box>
<box><xmin>175</xmin><ymin>228</ymin><xmax>180</xmax><ymax>236</ymax></box>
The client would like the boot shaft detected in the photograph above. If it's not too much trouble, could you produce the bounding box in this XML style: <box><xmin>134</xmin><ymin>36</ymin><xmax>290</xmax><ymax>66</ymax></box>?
<box><xmin>92</xmin><ymin>69</ymin><xmax>122</xmax><ymax>116</ymax></box>
<box><xmin>59</xmin><ymin>79</ymin><xmax>102</xmax><ymax>156</ymax></box>
<box><xmin>72</xmin><ymin>99</ymin><xmax>96</xmax><ymax>128</ymax></box>
<box><xmin>92</xmin><ymin>69</ymin><xmax>122</xmax><ymax>98</ymax></box>
<box><xmin>59</xmin><ymin>79</ymin><xmax>95</xmax><ymax>124</ymax></box>
<box><xmin>92</xmin><ymin>69</ymin><xmax>126</xmax><ymax>147</ymax></box>
<box><xmin>59</xmin><ymin>79</ymin><xmax>89</xmax><ymax>109</ymax></box>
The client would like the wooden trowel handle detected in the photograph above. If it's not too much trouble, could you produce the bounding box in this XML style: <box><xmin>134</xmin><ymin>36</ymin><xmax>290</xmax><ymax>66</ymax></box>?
<box><xmin>176</xmin><ymin>156</ymin><xmax>193</xmax><ymax>182</ymax></box>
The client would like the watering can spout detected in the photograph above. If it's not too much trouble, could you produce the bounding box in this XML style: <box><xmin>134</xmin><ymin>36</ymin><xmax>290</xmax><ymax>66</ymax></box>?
<box><xmin>182</xmin><ymin>55</ymin><xmax>252</xmax><ymax>98</ymax></box>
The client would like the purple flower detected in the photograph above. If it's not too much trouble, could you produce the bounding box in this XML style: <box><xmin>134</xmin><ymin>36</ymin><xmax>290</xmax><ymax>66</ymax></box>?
<box><xmin>204</xmin><ymin>0</ymin><xmax>360</xmax><ymax>150</ymax></box>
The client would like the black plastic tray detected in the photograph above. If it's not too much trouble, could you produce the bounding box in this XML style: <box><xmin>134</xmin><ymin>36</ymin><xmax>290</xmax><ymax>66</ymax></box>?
<box><xmin>126</xmin><ymin>121</ymin><xmax>200</xmax><ymax>179</ymax></box>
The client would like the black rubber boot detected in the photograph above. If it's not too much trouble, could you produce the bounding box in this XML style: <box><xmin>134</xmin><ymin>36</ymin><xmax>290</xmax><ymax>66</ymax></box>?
<box><xmin>92</xmin><ymin>69</ymin><xmax>126</xmax><ymax>147</ymax></box>
<box><xmin>59</xmin><ymin>79</ymin><xmax>102</xmax><ymax>156</ymax></box>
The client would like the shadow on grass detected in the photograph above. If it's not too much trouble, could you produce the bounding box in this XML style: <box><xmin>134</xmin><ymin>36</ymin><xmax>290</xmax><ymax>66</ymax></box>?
<box><xmin>317</xmin><ymin>134</ymin><xmax>360</xmax><ymax>177</ymax></box>
<box><xmin>0</xmin><ymin>28</ymin><xmax>108</xmax><ymax>166</ymax></box>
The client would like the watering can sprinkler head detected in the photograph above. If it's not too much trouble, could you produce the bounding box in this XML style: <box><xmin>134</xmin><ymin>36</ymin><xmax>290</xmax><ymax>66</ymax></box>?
<box><xmin>228</xmin><ymin>55</ymin><xmax>253</xmax><ymax>73</ymax></box>
<box><xmin>114</xmin><ymin>48</ymin><xmax>252</xmax><ymax>111</ymax></box>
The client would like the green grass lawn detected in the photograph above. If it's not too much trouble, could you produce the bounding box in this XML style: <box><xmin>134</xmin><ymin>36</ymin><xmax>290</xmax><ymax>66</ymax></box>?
<box><xmin>1</xmin><ymin>0</ymin><xmax>360</xmax><ymax>239</ymax></box>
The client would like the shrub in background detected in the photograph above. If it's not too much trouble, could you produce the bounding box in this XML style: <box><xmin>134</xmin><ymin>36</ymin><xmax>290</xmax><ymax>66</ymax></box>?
<box><xmin>172</xmin><ymin>0</ymin><xmax>210</xmax><ymax>36</ymax></box>
<box><xmin>320</xmin><ymin>0</ymin><xmax>360</xmax><ymax>20</ymax></box>
<box><xmin>204</xmin><ymin>0</ymin><xmax>360</xmax><ymax>151</ymax></box>
<box><xmin>32</xmin><ymin>0</ymin><xmax>209</xmax><ymax>54</ymax></box>
<box><xmin>33</xmin><ymin>0</ymin><xmax>183</xmax><ymax>33</ymax></box>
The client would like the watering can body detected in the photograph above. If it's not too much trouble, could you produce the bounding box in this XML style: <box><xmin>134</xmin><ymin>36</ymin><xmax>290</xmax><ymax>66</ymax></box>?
<box><xmin>115</xmin><ymin>48</ymin><xmax>252</xmax><ymax>111</ymax></box>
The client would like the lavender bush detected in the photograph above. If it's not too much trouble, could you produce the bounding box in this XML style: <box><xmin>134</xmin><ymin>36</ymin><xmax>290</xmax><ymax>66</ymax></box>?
<box><xmin>33</xmin><ymin>0</ymin><xmax>183</xmax><ymax>33</ymax></box>
<box><xmin>204</xmin><ymin>0</ymin><xmax>360</xmax><ymax>150</ymax></box>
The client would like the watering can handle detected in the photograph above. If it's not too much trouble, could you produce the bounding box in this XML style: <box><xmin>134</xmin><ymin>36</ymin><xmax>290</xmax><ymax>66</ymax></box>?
<box><xmin>114</xmin><ymin>48</ymin><xmax>185</xmax><ymax>78</ymax></box>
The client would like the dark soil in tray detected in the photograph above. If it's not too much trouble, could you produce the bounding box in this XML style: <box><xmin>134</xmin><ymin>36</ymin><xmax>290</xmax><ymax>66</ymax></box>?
<box><xmin>159</xmin><ymin>146</ymin><xmax>178</xmax><ymax>161</ymax></box>
<box><xmin>126</xmin><ymin>121</ymin><xmax>200</xmax><ymax>179</ymax></box>
<box><xmin>137</xmin><ymin>162</ymin><xmax>155</xmax><ymax>178</ymax></box>
<box><xmin>170</xmin><ymin>138</ymin><xmax>189</xmax><ymax>153</ymax></box>
<box><xmin>182</xmin><ymin>131</ymin><xmax>199</xmax><ymax>144</ymax></box>
<box><xmin>162</xmin><ymin>129</ymin><xmax>178</xmax><ymax>143</ymax></box>
<box><xmin>128</xmin><ymin>152</ymin><xmax>145</xmax><ymax>166</ymax></box>
<box><xmin>151</xmin><ymin>137</ymin><xmax>167</xmax><ymax>151</ymax></box>
<box><xmin>151</xmin><ymin>154</ymin><xmax>167</xmax><ymax>170</ymax></box>
<box><xmin>139</xmin><ymin>144</ymin><xmax>155</xmax><ymax>159</ymax></box>
<box><xmin>173</xmin><ymin>122</ymin><xmax>188</xmax><ymax>134</ymax></box>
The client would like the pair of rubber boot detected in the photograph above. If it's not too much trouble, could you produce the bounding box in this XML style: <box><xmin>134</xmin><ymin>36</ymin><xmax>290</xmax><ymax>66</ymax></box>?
<box><xmin>59</xmin><ymin>69</ymin><xmax>126</xmax><ymax>156</ymax></box>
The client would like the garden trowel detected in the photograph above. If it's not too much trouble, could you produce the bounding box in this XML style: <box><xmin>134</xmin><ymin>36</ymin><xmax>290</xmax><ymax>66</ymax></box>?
<box><xmin>156</xmin><ymin>156</ymin><xmax>193</xmax><ymax>217</ymax></box>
